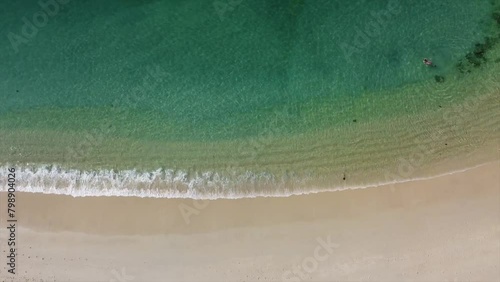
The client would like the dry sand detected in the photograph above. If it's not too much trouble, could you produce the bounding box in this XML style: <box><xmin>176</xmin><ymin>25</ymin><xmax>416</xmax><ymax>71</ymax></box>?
<box><xmin>0</xmin><ymin>161</ymin><xmax>499</xmax><ymax>281</ymax></box>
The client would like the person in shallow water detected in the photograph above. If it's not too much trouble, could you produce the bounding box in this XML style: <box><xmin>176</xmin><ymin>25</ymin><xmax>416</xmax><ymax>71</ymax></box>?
<box><xmin>423</xmin><ymin>58</ymin><xmax>435</xmax><ymax>67</ymax></box>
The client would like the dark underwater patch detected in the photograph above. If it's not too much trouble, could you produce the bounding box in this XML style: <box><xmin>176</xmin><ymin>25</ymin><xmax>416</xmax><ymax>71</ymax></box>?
<box><xmin>434</xmin><ymin>75</ymin><xmax>445</xmax><ymax>83</ymax></box>
<box><xmin>455</xmin><ymin>7</ymin><xmax>500</xmax><ymax>74</ymax></box>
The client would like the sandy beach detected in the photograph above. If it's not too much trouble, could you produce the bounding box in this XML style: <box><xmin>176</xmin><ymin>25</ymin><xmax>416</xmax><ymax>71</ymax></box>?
<box><xmin>0</xmin><ymin>161</ymin><xmax>498</xmax><ymax>281</ymax></box>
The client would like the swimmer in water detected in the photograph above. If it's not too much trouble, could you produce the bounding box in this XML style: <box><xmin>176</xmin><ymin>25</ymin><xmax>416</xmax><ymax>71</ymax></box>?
<box><xmin>423</xmin><ymin>58</ymin><xmax>435</xmax><ymax>67</ymax></box>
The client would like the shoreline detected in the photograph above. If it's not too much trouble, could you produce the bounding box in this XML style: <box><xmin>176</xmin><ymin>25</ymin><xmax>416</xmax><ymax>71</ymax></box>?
<box><xmin>2</xmin><ymin>161</ymin><xmax>497</xmax><ymax>235</ymax></box>
<box><xmin>0</xmin><ymin>158</ymin><xmax>498</xmax><ymax>200</ymax></box>
<box><xmin>0</xmin><ymin>131</ymin><xmax>498</xmax><ymax>200</ymax></box>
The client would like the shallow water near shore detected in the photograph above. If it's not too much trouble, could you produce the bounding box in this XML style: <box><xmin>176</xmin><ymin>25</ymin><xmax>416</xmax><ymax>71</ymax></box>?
<box><xmin>0</xmin><ymin>0</ymin><xmax>499</xmax><ymax>198</ymax></box>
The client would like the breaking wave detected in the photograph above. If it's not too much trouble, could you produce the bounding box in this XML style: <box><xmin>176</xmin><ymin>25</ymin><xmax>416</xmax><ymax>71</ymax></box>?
<box><xmin>0</xmin><ymin>162</ymin><xmax>493</xmax><ymax>199</ymax></box>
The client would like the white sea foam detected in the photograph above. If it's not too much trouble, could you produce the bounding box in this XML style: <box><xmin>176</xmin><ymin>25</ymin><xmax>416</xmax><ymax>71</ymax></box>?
<box><xmin>0</xmin><ymin>162</ymin><xmax>494</xmax><ymax>199</ymax></box>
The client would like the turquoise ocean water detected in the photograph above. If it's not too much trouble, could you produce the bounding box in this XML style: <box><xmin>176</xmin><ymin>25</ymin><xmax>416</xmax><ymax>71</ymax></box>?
<box><xmin>0</xmin><ymin>0</ymin><xmax>499</xmax><ymax>198</ymax></box>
